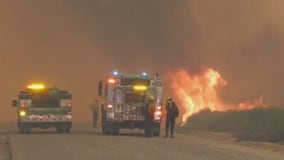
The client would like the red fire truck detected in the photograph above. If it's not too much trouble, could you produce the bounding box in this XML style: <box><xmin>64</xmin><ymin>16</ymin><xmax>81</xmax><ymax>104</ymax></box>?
<box><xmin>98</xmin><ymin>71</ymin><xmax>163</xmax><ymax>136</ymax></box>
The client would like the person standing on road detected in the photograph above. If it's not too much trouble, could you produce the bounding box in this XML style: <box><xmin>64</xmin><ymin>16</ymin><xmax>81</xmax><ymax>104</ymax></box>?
<box><xmin>89</xmin><ymin>99</ymin><xmax>99</xmax><ymax>128</ymax></box>
<box><xmin>164</xmin><ymin>97</ymin><xmax>179</xmax><ymax>138</ymax></box>
<box><xmin>145</xmin><ymin>96</ymin><xmax>155</xmax><ymax>137</ymax></box>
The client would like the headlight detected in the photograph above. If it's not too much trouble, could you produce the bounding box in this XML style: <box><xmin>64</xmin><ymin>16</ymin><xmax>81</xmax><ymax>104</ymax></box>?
<box><xmin>19</xmin><ymin>111</ymin><xmax>26</xmax><ymax>116</ymax></box>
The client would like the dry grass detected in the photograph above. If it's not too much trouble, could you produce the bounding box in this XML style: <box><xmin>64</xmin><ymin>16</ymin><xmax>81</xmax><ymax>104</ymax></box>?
<box><xmin>186</xmin><ymin>107</ymin><xmax>284</xmax><ymax>144</ymax></box>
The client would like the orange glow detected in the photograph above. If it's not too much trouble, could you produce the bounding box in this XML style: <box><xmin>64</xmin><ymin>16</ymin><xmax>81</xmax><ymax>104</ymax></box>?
<box><xmin>108</xmin><ymin>78</ymin><xmax>116</xmax><ymax>84</ymax></box>
<box><xmin>169</xmin><ymin>67</ymin><xmax>265</xmax><ymax>126</ymax></box>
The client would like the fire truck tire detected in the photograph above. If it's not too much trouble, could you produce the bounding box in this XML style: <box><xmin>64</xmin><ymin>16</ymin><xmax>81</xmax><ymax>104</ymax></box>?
<box><xmin>19</xmin><ymin>127</ymin><xmax>31</xmax><ymax>134</ymax></box>
<box><xmin>112</xmin><ymin>129</ymin><xmax>119</xmax><ymax>135</ymax></box>
<box><xmin>57</xmin><ymin>127</ymin><xmax>70</xmax><ymax>133</ymax></box>
<box><xmin>153</xmin><ymin>129</ymin><xmax>160</xmax><ymax>136</ymax></box>
<box><xmin>56</xmin><ymin>128</ymin><xmax>62</xmax><ymax>133</ymax></box>
<box><xmin>56</xmin><ymin>125</ymin><xmax>71</xmax><ymax>134</ymax></box>
<box><xmin>18</xmin><ymin>124</ymin><xmax>31</xmax><ymax>134</ymax></box>
<box><xmin>63</xmin><ymin>128</ymin><xmax>71</xmax><ymax>133</ymax></box>
<box><xmin>102</xmin><ymin>125</ymin><xmax>111</xmax><ymax>135</ymax></box>
<box><xmin>144</xmin><ymin>126</ymin><xmax>153</xmax><ymax>137</ymax></box>
<box><xmin>153</xmin><ymin>123</ymin><xmax>160</xmax><ymax>136</ymax></box>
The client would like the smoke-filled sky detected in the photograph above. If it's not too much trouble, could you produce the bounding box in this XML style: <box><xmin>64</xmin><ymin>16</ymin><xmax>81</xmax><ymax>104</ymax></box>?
<box><xmin>1</xmin><ymin>0</ymin><xmax>284</xmax><ymax>122</ymax></box>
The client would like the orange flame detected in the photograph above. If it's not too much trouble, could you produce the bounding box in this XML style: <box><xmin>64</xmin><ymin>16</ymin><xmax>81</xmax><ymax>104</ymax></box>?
<box><xmin>168</xmin><ymin>67</ymin><xmax>264</xmax><ymax>126</ymax></box>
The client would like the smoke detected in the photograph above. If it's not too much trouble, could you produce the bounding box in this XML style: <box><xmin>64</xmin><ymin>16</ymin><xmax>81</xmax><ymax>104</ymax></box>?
<box><xmin>65</xmin><ymin>0</ymin><xmax>201</xmax><ymax>70</ymax></box>
<box><xmin>68</xmin><ymin>0</ymin><xmax>284</xmax><ymax>111</ymax></box>
<box><xmin>1</xmin><ymin>0</ymin><xmax>284</xmax><ymax>122</ymax></box>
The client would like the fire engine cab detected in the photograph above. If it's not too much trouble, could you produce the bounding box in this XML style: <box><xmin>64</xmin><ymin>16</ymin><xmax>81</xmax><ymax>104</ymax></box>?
<box><xmin>12</xmin><ymin>83</ymin><xmax>72</xmax><ymax>133</ymax></box>
<box><xmin>98</xmin><ymin>71</ymin><xmax>163</xmax><ymax>136</ymax></box>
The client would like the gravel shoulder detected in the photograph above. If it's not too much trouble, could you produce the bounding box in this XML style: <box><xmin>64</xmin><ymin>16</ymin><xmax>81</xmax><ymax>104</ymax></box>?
<box><xmin>2</xmin><ymin>122</ymin><xmax>284</xmax><ymax>160</ymax></box>
<box><xmin>0</xmin><ymin>136</ymin><xmax>10</xmax><ymax>160</ymax></box>
<box><xmin>187</xmin><ymin>130</ymin><xmax>284</xmax><ymax>156</ymax></box>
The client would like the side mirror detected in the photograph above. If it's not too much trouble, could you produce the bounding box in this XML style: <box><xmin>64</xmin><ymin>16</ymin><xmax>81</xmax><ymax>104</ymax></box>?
<box><xmin>98</xmin><ymin>81</ymin><xmax>103</xmax><ymax>96</ymax></box>
<box><xmin>12</xmin><ymin>100</ymin><xmax>18</xmax><ymax>107</ymax></box>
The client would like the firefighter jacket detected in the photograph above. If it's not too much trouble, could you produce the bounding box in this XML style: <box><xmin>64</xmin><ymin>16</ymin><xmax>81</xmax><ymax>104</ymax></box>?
<box><xmin>148</xmin><ymin>102</ymin><xmax>155</xmax><ymax>115</ymax></box>
<box><xmin>166</xmin><ymin>102</ymin><xmax>179</xmax><ymax>119</ymax></box>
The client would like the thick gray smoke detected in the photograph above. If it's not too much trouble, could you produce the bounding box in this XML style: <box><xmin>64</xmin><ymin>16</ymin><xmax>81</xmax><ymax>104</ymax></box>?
<box><xmin>1</xmin><ymin>0</ymin><xmax>284</xmax><ymax>122</ymax></box>
<box><xmin>65</xmin><ymin>0</ymin><xmax>200</xmax><ymax>70</ymax></box>
<box><xmin>66</xmin><ymin>0</ymin><xmax>284</xmax><ymax>105</ymax></box>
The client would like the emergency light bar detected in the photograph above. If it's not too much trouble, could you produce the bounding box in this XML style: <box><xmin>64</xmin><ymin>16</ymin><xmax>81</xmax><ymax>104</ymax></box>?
<box><xmin>134</xmin><ymin>85</ymin><xmax>147</xmax><ymax>91</ymax></box>
<box><xmin>141</xmin><ymin>72</ymin><xmax>147</xmax><ymax>76</ymax></box>
<box><xmin>27</xmin><ymin>84</ymin><xmax>45</xmax><ymax>90</ymax></box>
<box><xmin>113</xmin><ymin>71</ymin><xmax>119</xmax><ymax>75</ymax></box>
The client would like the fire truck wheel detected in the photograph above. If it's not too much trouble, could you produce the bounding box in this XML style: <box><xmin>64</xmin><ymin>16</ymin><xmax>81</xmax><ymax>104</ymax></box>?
<box><xmin>144</xmin><ymin>126</ymin><xmax>153</xmax><ymax>137</ymax></box>
<box><xmin>153</xmin><ymin>129</ymin><xmax>160</xmax><ymax>136</ymax></box>
<box><xmin>19</xmin><ymin>128</ymin><xmax>31</xmax><ymax>134</ymax></box>
<box><xmin>153</xmin><ymin>123</ymin><xmax>160</xmax><ymax>136</ymax></box>
<box><xmin>102</xmin><ymin>126</ymin><xmax>111</xmax><ymax>135</ymax></box>
<box><xmin>112</xmin><ymin>129</ymin><xmax>119</xmax><ymax>135</ymax></box>
<box><xmin>56</xmin><ymin>126</ymin><xmax>71</xmax><ymax>133</ymax></box>
<box><xmin>56</xmin><ymin>128</ymin><xmax>63</xmax><ymax>133</ymax></box>
<box><xmin>62</xmin><ymin>128</ymin><xmax>70</xmax><ymax>133</ymax></box>
<box><xmin>18</xmin><ymin>124</ymin><xmax>31</xmax><ymax>134</ymax></box>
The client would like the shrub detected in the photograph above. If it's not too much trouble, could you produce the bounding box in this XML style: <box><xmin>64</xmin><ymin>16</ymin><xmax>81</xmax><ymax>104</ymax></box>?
<box><xmin>187</xmin><ymin>107</ymin><xmax>284</xmax><ymax>143</ymax></box>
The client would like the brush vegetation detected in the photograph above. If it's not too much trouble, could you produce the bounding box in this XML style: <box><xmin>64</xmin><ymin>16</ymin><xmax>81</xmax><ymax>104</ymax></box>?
<box><xmin>187</xmin><ymin>107</ymin><xmax>284</xmax><ymax>143</ymax></box>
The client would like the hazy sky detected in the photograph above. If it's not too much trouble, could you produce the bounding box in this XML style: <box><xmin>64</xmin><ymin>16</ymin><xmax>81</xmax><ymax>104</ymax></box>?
<box><xmin>1</xmin><ymin>0</ymin><xmax>284</xmax><ymax>122</ymax></box>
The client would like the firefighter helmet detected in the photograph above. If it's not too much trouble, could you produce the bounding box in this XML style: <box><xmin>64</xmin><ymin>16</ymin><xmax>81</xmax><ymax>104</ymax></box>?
<box><xmin>148</xmin><ymin>96</ymin><xmax>154</xmax><ymax>101</ymax></box>
<box><xmin>166</xmin><ymin>97</ymin><xmax>173</xmax><ymax>102</ymax></box>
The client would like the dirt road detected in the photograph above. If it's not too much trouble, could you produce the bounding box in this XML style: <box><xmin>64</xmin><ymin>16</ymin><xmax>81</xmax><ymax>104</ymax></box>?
<box><xmin>1</xmin><ymin>123</ymin><xmax>283</xmax><ymax>160</ymax></box>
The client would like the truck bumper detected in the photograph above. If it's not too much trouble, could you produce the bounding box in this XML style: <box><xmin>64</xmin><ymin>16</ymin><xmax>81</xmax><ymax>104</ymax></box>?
<box><xmin>18</xmin><ymin>121</ymin><xmax>72</xmax><ymax>129</ymax></box>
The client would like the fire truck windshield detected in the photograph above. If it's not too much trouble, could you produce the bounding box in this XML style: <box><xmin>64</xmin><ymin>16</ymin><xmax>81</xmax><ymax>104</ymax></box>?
<box><xmin>125</xmin><ymin>92</ymin><xmax>145</xmax><ymax>103</ymax></box>
<box><xmin>30</xmin><ymin>93</ymin><xmax>60</xmax><ymax>108</ymax></box>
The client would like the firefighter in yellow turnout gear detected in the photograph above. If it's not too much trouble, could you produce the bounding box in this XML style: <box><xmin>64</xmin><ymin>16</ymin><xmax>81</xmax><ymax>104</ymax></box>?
<box><xmin>145</xmin><ymin>96</ymin><xmax>155</xmax><ymax>137</ymax></box>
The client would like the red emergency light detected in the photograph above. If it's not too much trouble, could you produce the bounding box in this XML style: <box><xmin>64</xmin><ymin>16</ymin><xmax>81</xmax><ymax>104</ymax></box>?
<box><xmin>20</xmin><ymin>103</ymin><xmax>26</xmax><ymax>108</ymax></box>
<box><xmin>108</xmin><ymin>78</ymin><xmax>116</xmax><ymax>84</ymax></box>
<box><xmin>156</xmin><ymin>106</ymin><xmax>162</xmax><ymax>110</ymax></box>
<box><xmin>154</xmin><ymin>111</ymin><xmax>162</xmax><ymax>116</ymax></box>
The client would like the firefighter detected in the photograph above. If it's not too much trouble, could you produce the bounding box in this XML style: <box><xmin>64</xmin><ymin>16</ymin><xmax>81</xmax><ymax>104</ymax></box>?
<box><xmin>164</xmin><ymin>97</ymin><xmax>179</xmax><ymax>138</ymax></box>
<box><xmin>145</xmin><ymin>96</ymin><xmax>155</xmax><ymax>137</ymax></box>
<box><xmin>89</xmin><ymin>99</ymin><xmax>99</xmax><ymax>128</ymax></box>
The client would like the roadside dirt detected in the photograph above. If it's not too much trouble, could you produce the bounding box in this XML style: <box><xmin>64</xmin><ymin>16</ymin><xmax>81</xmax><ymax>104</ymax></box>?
<box><xmin>187</xmin><ymin>130</ymin><xmax>284</xmax><ymax>154</ymax></box>
<box><xmin>0</xmin><ymin>136</ymin><xmax>10</xmax><ymax>160</ymax></box>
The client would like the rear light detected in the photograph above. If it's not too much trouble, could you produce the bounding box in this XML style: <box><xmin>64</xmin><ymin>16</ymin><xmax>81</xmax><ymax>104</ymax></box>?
<box><xmin>154</xmin><ymin>111</ymin><xmax>162</xmax><ymax>121</ymax></box>
<box><xmin>107</xmin><ymin>104</ymin><xmax>113</xmax><ymax>108</ymax></box>
<box><xmin>154</xmin><ymin>111</ymin><xmax>162</xmax><ymax>116</ymax></box>
<box><xmin>156</xmin><ymin>106</ymin><xmax>162</xmax><ymax>110</ymax></box>
<box><xmin>20</xmin><ymin>103</ymin><xmax>25</xmax><ymax>108</ymax></box>
<box><xmin>108</xmin><ymin>78</ymin><xmax>116</xmax><ymax>84</ymax></box>
<box><xmin>67</xmin><ymin>103</ymin><xmax>72</xmax><ymax>108</ymax></box>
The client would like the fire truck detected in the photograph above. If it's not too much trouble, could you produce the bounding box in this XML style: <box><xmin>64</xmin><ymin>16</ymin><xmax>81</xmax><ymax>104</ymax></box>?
<box><xmin>12</xmin><ymin>83</ymin><xmax>72</xmax><ymax>133</ymax></box>
<box><xmin>98</xmin><ymin>71</ymin><xmax>163</xmax><ymax>136</ymax></box>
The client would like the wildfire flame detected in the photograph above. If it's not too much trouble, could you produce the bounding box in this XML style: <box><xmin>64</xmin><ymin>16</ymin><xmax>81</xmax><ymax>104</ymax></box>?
<box><xmin>168</xmin><ymin>67</ymin><xmax>264</xmax><ymax>126</ymax></box>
